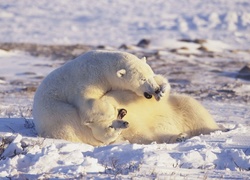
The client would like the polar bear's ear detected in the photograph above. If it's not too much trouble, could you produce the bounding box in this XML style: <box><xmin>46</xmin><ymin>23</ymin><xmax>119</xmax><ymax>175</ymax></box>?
<box><xmin>117</xmin><ymin>69</ymin><xmax>126</xmax><ymax>78</ymax></box>
<box><xmin>141</xmin><ymin>57</ymin><xmax>147</xmax><ymax>63</ymax></box>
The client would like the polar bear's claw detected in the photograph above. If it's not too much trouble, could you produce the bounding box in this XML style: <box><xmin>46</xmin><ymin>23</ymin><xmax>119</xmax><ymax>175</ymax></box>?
<box><xmin>154</xmin><ymin>83</ymin><xmax>168</xmax><ymax>100</ymax></box>
<box><xmin>154</xmin><ymin>88</ymin><xmax>165</xmax><ymax>101</ymax></box>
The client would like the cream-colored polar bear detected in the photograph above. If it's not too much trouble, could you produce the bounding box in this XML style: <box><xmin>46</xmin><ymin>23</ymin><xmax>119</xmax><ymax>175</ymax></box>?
<box><xmin>102</xmin><ymin>89</ymin><xmax>220</xmax><ymax>144</ymax></box>
<box><xmin>33</xmin><ymin>50</ymin><xmax>168</xmax><ymax>146</ymax></box>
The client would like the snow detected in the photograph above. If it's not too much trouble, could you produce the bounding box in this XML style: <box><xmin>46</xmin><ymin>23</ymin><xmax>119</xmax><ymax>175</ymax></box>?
<box><xmin>0</xmin><ymin>0</ymin><xmax>250</xmax><ymax>48</ymax></box>
<box><xmin>0</xmin><ymin>0</ymin><xmax>250</xmax><ymax>179</ymax></box>
<box><xmin>0</xmin><ymin>119</ymin><xmax>249</xmax><ymax>179</ymax></box>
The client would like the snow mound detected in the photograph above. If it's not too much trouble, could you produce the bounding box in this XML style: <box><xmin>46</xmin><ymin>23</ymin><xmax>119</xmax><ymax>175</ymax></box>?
<box><xmin>0</xmin><ymin>119</ymin><xmax>249</xmax><ymax>179</ymax></box>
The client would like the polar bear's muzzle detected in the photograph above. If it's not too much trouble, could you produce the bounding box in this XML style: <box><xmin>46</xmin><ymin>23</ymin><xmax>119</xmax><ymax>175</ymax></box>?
<box><xmin>110</xmin><ymin>120</ymin><xmax>129</xmax><ymax>129</ymax></box>
<box><xmin>144</xmin><ymin>88</ymin><xmax>161</xmax><ymax>99</ymax></box>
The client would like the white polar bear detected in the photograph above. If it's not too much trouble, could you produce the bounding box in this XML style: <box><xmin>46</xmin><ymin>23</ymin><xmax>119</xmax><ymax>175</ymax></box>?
<box><xmin>102</xmin><ymin>89</ymin><xmax>220</xmax><ymax>144</ymax></box>
<box><xmin>33</xmin><ymin>50</ymin><xmax>168</xmax><ymax>146</ymax></box>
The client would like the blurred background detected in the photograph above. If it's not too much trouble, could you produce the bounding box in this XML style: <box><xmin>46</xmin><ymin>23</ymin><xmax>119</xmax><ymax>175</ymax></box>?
<box><xmin>0</xmin><ymin>0</ymin><xmax>250</xmax><ymax>48</ymax></box>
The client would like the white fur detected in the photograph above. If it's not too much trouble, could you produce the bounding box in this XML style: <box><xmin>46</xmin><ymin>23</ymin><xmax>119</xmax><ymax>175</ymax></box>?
<box><xmin>102</xmin><ymin>89</ymin><xmax>220</xmax><ymax>144</ymax></box>
<box><xmin>33</xmin><ymin>50</ymin><xmax>168</xmax><ymax>146</ymax></box>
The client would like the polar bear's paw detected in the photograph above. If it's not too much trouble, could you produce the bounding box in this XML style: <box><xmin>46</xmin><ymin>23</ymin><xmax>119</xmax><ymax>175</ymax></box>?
<box><xmin>156</xmin><ymin>83</ymin><xmax>167</xmax><ymax>98</ymax></box>
<box><xmin>110</xmin><ymin>120</ymin><xmax>129</xmax><ymax>130</ymax></box>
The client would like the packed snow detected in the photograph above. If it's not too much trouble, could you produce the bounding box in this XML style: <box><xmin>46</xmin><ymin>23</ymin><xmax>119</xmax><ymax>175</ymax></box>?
<box><xmin>0</xmin><ymin>0</ymin><xmax>250</xmax><ymax>179</ymax></box>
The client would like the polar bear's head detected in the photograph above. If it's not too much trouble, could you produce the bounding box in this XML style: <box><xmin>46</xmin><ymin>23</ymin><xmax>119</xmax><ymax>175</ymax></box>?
<box><xmin>84</xmin><ymin>108</ymin><xmax>128</xmax><ymax>145</ymax></box>
<box><xmin>114</xmin><ymin>55</ymin><xmax>162</xmax><ymax>100</ymax></box>
<box><xmin>89</xmin><ymin>50</ymin><xmax>168</xmax><ymax>100</ymax></box>
<box><xmin>85</xmin><ymin>119</ymin><xmax>129</xmax><ymax>145</ymax></box>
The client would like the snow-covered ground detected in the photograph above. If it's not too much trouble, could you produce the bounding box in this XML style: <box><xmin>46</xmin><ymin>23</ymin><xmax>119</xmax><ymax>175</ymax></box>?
<box><xmin>0</xmin><ymin>0</ymin><xmax>250</xmax><ymax>179</ymax></box>
<box><xmin>1</xmin><ymin>0</ymin><xmax>250</xmax><ymax>48</ymax></box>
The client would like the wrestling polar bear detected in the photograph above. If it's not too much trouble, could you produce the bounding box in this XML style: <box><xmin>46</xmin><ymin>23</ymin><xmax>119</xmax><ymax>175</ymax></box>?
<box><xmin>33</xmin><ymin>50</ymin><xmax>168</xmax><ymax>146</ymax></box>
<box><xmin>103</xmin><ymin>90</ymin><xmax>219</xmax><ymax>144</ymax></box>
<box><xmin>33</xmin><ymin>50</ymin><xmax>219</xmax><ymax>146</ymax></box>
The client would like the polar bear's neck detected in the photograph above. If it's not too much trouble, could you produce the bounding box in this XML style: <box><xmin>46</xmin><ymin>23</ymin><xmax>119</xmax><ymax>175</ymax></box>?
<box><xmin>72</xmin><ymin>52</ymin><xmax>131</xmax><ymax>99</ymax></box>
<box><xmin>75</xmin><ymin>59</ymin><xmax>117</xmax><ymax>98</ymax></box>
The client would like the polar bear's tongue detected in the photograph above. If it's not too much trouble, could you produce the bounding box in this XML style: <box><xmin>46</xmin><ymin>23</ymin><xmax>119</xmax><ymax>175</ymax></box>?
<box><xmin>144</xmin><ymin>92</ymin><xmax>152</xmax><ymax>99</ymax></box>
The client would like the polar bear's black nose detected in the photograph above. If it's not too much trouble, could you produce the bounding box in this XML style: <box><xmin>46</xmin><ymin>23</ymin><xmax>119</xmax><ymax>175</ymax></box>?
<box><xmin>144</xmin><ymin>92</ymin><xmax>152</xmax><ymax>99</ymax></box>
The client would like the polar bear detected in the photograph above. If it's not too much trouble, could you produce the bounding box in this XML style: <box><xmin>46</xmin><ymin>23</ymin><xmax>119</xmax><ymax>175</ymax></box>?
<box><xmin>102</xmin><ymin>89</ymin><xmax>220</xmax><ymax>144</ymax></box>
<box><xmin>33</xmin><ymin>50</ymin><xmax>168</xmax><ymax>146</ymax></box>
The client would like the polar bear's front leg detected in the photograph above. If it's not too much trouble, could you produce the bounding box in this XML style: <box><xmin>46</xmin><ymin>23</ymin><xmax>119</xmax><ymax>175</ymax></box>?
<box><xmin>153</xmin><ymin>75</ymin><xmax>171</xmax><ymax>101</ymax></box>
<box><xmin>79</xmin><ymin>99</ymin><xmax>117</xmax><ymax>124</ymax></box>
